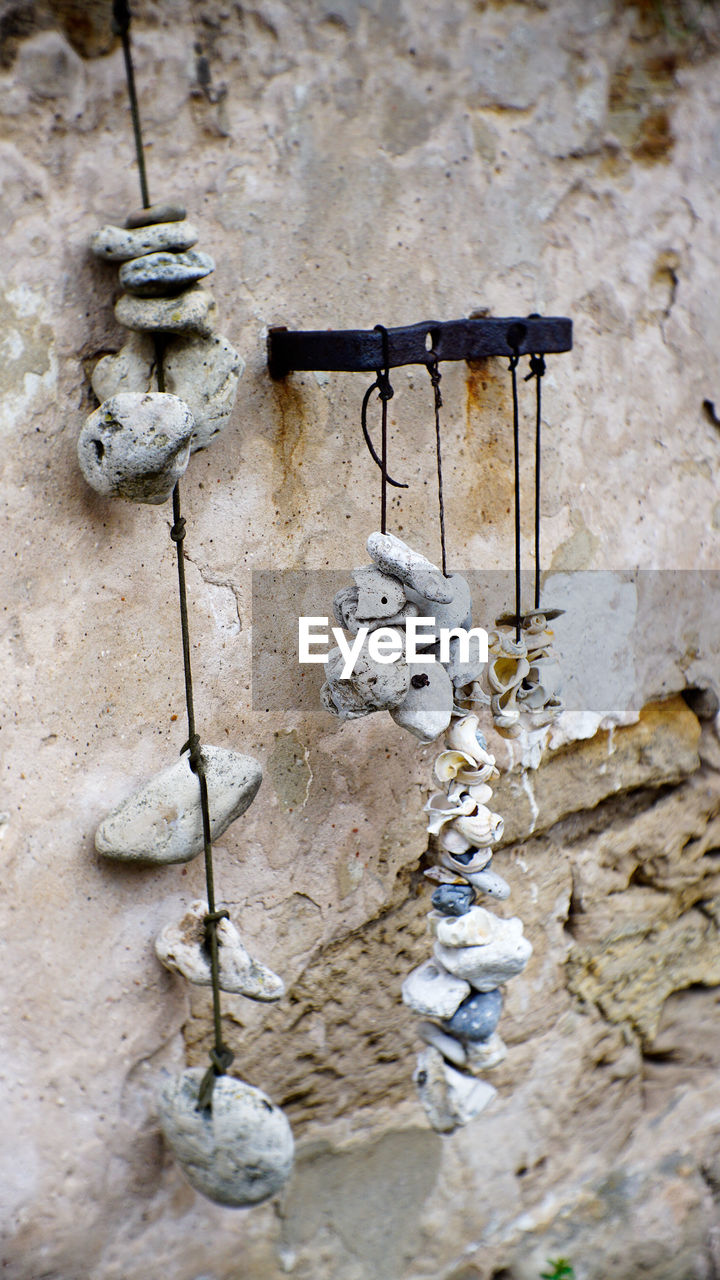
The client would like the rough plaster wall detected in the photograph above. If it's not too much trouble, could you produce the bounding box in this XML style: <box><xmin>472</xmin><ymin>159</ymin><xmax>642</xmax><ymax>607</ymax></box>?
<box><xmin>2</xmin><ymin>0</ymin><xmax>720</xmax><ymax>1277</ymax></box>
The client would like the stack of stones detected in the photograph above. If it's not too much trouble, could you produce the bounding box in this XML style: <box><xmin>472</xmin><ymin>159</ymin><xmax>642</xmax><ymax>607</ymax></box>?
<box><xmin>78</xmin><ymin>200</ymin><xmax>244</xmax><ymax>503</ymax></box>
<box><xmin>79</xmin><ymin>204</ymin><xmax>294</xmax><ymax>1207</ymax></box>
<box><xmin>322</xmin><ymin>534</ymin><xmax>533</xmax><ymax>1133</ymax></box>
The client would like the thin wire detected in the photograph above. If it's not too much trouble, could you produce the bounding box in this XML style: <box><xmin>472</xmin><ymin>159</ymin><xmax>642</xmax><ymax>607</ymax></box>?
<box><xmin>376</xmin><ymin>325</ymin><xmax>390</xmax><ymax>534</ymax></box>
<box><xmin>426</xmin><ymin>356</ymin><xmax>448</xmax><ymax>577</ymax></box>
<box><xmin>509</xmin><ymin>347</ymin><xmax>521</xmax><ymax>641</ymax></box>
<box><xmin>115</xmin><ymin>0</ymin><xmax>231</xmax><ymax>1109</ymax></box>
<box><xmin>525</xmin><ymin>353</ymin><xmax>546</xmax><ymax>609</ymax></box>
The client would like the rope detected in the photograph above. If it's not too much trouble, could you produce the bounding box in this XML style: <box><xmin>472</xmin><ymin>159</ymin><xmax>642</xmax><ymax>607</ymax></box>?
<box><xmin>116</xmin><ymin>0</ymin><xmax>231</xmax><ymax>1111</ymax></box>
<box><xmin>359</xmin><ymin>326</ymin><xmax>407</xmax><ymax>530</ymax></box>
<box><xmin>508</xmin><ymin>343</ymin><xmax>522</xmax><ymax>641</ymax></box>
<box><xmin>426</xmin><ymin>356</ymin><xmax>448</xmax><ymax>577</ymax></box>
<box><xmin>525</xmin><ymin>353</ymin><xmax>546</xmax><ymax>609</ymax></box>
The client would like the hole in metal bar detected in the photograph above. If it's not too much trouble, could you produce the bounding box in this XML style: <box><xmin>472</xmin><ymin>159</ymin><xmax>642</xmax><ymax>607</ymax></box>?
<box><xmin>506</xmin><ymin>321</ymin><xmax>527</xmax><ymax>350</ymax></box>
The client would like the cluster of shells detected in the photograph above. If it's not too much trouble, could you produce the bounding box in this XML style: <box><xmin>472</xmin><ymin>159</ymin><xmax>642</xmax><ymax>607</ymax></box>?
<box><xmin>78</xmin><ymin>200</ymin><xmax>244</xmax><ymax>504</ymax></box>
<box><xmin>323</xmin><ymin>533</ymin><xmax>540</xmax><ymax>1134</ymax></box>
<box><xmin>80</xmin><ymin>204</ymin><xmax>294</xmax><ymax>1207</ymax></box>
<box><xmin>476</xmin><ymin>612</ymin><xmax>564</xmax><ymax>737</ymax></box>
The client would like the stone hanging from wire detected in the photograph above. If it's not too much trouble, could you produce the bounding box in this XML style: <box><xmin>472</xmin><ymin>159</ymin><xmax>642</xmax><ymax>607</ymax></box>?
<box><xmin>268</xmin><ymin>312</ymin><xmax>572</xmax><ymax>1133</ymax></box>
<box><xmin>77</xmin><ymin>1</ymin><xmax>293</xmax><ymax>1208</ymax></box>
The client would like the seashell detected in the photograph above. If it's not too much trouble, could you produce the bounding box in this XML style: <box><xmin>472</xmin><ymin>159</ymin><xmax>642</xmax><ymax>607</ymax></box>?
<box><xmin>158</xmin><ymin>1068</ymin><xmax>294</xmax><ymax>1207</ymax></box>
<box><xmin>434</xmin><ymin>915</ymin><xmax>532</xmax><ymax>990</ymax></box>
<box><xmin>77</xmin><ymin>391</ymin><xmax>194</xmax><ymax>504</ymax></box>
<box><xmin>438</xmin><ymin>826</ymin><xmax>474</xmax><ymax>855</ymax></box>
<box><xmin>367</xmin><ymin>531</ymin><xmax>453</xmax><ymax>603</ymax></box>
<box><xmin>413</xmin><ymin>1046</ymin><xmax>496</xmax><ymax>1133</ymax></box>
<box><xmin>417</xmin><ymin>1021</ymin><xmax>467</xmax><ymax>1068</ymax></box>
<box><xmin>322</xmin><ymin>643</ymin><xmax>410</xmax><ymax>719</ymax></box>
<box><xmin>446</xmin><ymin>714</ymin><xmax>495</xmax><ymax>767</ymax></box>
<box><xmin>434</xmin><ymin>749</ymin><xmax>477</xmax><ymax>784</ymax></box>
<box><xmin>155</xmin><ymin>900</ymin><xmax>285</xmax><ymax>1001</ymax></box>
<box><xmin>401</xmin><ymin>958</ymin><xmax>470</xmax><ymax>1019</ymax></box>
<box><xmin>453</xmin><ymin>780</ymin><xmax>494</xmax><ymax>809</ymax></box>
<box><xmin>95</xmin><ymin>745</ymin><xmax>262</xmax><ymax>864</ymax></box>
<box><xmin>424</xmin><ymin>788</ymin><xmax>477</xmax><ymax>836</ymax></box>
<box><xmin>390</xmin><ymin>660</ymin><xmax>454</xmax><ymax>742</ymax></box>
<box><xmin>351</xmin><ymin>565</ymin><xmax>406</xmax><ymax>621</ymax></box>
<box><xmin>465</xmin><ymin>1031</ymin><xmax>507</xmax><ymax>1071</ymax></box>
<box><xmin>439</xmin><ymin>845</ymin><xmax>493</xmax><ymax>875</ymax></box>
<box><xmin>487</xmin><ymin>652</ymin><xmax>530</xmax><ymax>695</ymax></box>
<box><xmin>454</xmin><ymin>807</ymin><xmax>504</xmax><ymax>847</ymax></box>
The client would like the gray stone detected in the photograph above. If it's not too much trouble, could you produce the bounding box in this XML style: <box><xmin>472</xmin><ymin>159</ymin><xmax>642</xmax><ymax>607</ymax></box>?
<box><xmin>119</xmin><ymin>250</ymin><xmax>215</xmax><ymax>297</ymax></box>
<box><xmin>158</xmin><ymin>1068</ymin><xmax>294</xmax><ymax>1207</ymax></box>
<box><xmin>322</xmin><ymin>643</ymin><xmax>410</xmax><ymax>719</ymax></box>
<box><xmin>91</xmin><ymin>332</ymin><xmax>244</xmax><ymax>452</ymax></box>
<box><xmin>115</xmin><ymin>285</ymin><xmax>217</xmax><ymax>336</ymax></box>
<box><xmin>401</xmin><ymin>958</ymin><xmax>470</xmax><ymax>1019</ymax></box>
<box><xmin>431</xmin><ymin>883</ymin><xmax>476</xmax><ymax>916</ymax></box>
<box><xmin>125</xmin><ymin>202</ymin><xmax>187</xmax><ymax>228</ymax></box>
<box><xmin>333</xmin><ymin>583</ymin><xmax>419</xmax><ymax>635</ymax></box>
<box><xmin>95</xmin><ymin>745</ymin><xmax>262</xmax><ymax>864</ymax></box>
<box><xmin>465</xmin><ymin>864</ymin><xmax>511</xmax><ymax>900</ymax></box>
<box><xmin>367</xmin><ymin>532</ymin><xmax>453</xmax><ymax>603</ymax></box>
<box><xmin>434</xmin><ymin>916</ymin><xmax>533</xmax><ymax>991</ymax></box>
<box><xmin>155</xmin><ymin>900</ymin><xmax>285</xmax><ymax>1001</ymax></box>
<box><xmin>404</xmin><ymin>572</ymin><xmax>473</xmax><ymax>634</ymax></box>
<box><xmin>431</xmin><ymin>905</ymin><xmax>497</xmax><ymax>948</ymax></box>
<box><xmin>91</xmin><ymin>220</ymin><xmax>199</xmax><ymax>261</ymax></box>
<box><xmin>390</xmin><ymin>660</ymin><xmax>454</xmax><ymax>742</ymax></box>
<box><xmin>442</xmin><ymin>988</ymin><xmax>503</xmax><ymax>1042</ymax></box>
<box><xmin>413</xmin><ymin>1046</ymin><xmax>496</xmax><ymax>1134</ymax></box>
<box><xmin>351</xmin><ymin>566</ymin><xmax>406</xmax><ymax>621</ymax></box>
<box><xmin>465</xmin><ymin>1031</ymin><xmax>507</xmax><ymax>1071</ymax></box>
<box><xmin>77</xmin><ymin>391</ymin><xmax>193</xmax><ymax>504</ymax></box>
<box><xmin>442</xmin><ymin>632</ymin><xmax>487</xmax><ymax>690</ymax></box>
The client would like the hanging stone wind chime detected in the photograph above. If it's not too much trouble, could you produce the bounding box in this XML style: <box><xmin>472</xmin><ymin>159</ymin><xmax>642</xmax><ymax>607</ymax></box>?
<box><xmin>268</xmin><ymin>316</ymin><xmax>572</xmax><ymax>1134</ymax></box>
<box><xmin>78</xmin><ymin>1</ymin><xmax>293</xmax><ymax>1208</ymax></box>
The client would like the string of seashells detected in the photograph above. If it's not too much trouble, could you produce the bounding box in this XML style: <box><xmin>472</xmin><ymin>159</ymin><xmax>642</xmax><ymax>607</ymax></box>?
<box><xmin>79</xmin><ymin>201</ymin><xmax>294</xmax><ymax>1206</ymax></box>
<box><xmin>322</xmin><ymin>530</ymin><xmax>562</xmax><ymax>1133</ymax></box>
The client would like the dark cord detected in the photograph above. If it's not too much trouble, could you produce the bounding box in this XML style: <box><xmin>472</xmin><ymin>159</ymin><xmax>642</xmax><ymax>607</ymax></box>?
<box><xmin>426</xmin><ymin>356</ymin><xmax>448</xmax><ymax>577</ymax></box>
<box><xmin>359</xmin><ymin>327</ymin><xmax>408</xmax><ymax>531</ymax></box>
<box><xmin>508</xmin><ymin>344</ymin><xmax>522</xmax><ymax>641</ymax></box>
<box><xmin>525</xmin><ymin>353</ymin><xmax>546</xmax><ymax>609</ymax></box>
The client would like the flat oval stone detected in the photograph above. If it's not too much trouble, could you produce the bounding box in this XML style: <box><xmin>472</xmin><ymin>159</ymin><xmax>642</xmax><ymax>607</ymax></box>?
<box><xmin>434</xmin><ymin>917</ymin><xmax>532</xmax><ymax>991</ymax></box>
<box><xmin>95</xmin><ymin>745</ymin><xmax>262</xmax><ymax>864</ymax></box>
<box><xmin>417</xmin><ymin>1020</ymin><xmax>467</xmax><ymax>1068</ymax></box>
<box><xmin>158</xmin><ymin>1068</ymin><xmax>294</xmax><ymax>1207</ymax></box>
<box><xmin>367</xmin><ymin>531</ymin><xmax>453</xmax><ymax>604</ymax></box>
<box><xmin>119</xmin><ymin>249</ymin><xmax>215</xmax><ymax>297</ymax></box>
<box><xmin>466</xmin><ymin>863</ymin><xmax>511</xmax><ymax>900</ymax></box>
<box><xmin>404</xmin><ymin>573</ymin><xmax>473</xmax><ymax>634</ymax></box>
<box><xmin>442</xmin><ymin>988</ymin><xmax>503</xmax><ymax>1042</ymax></box>
<box><xmin>413</xmin><ymin>1046</ymin><xmax>496</xmax><ymax>1134</ymax></box>
<box><xmin>390</xmin><ymin>660</ymin><xmax>454</xmax><ymax>742</ymax></box>
<box><xmin>115</xmin><ymin>285</ymin><xmax>217</xmax><ymax>336</ymax></box>
<box><xmin>91</xmin><ymin>220</ymin><xmax>199</xmax><ymax>261</ymax></box>
<box><xmin>125</xmin><ymin>201</ymin><xmax>187</xmax><ymax>228</ymax></box>
<box><xmin>91</xmin><ymin>331</ymin><xmax>244</xmax><ymax>453</ymax></box>
<box><xmin>155</xmin><ymin>900</ymin><xmax>285</xmax><ymax>1001</ymax></box>
<box><xmin>77</xmin><ymin>391</ymin><xmax>193</xmax><ymax>504</ymax></box>
<box><xmin>431</xmin><ymin>884</ymin><xmax>476</xmax><ymax>917</ymax></box>
<box><xmin>402</xmin><ymin>958</ymin><xmax>470</xmax><ymax>1020</ymax></box>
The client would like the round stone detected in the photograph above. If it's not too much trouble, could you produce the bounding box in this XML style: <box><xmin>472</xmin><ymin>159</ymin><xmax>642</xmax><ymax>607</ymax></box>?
<box><xmin>125</xmin><ymin>201</ymin><xmax>187</xmax><ymax>228</ymax></box>
<box><xmin>77</xmin><ymin>391</ymin><xmax>193</xmax><ymax>504</ymax></box>
<box><xmin>431</xmin><ymin>884</ymin><xmax>477</xmax><ymax>917</ymax></box>
<box><xmin>442</xmin><ymin>988</ymin><xmax>503</xmax><ymax>1042</ymax></box>
<box><xmin>158</xmin><ymin>1069</ymin><xmax>294</xmax><ymax>1207</ymax></box>
<box><xmin>119</xmin><ymin>249</ymin><xmax>215</xmax><ymax>297</ymax></box>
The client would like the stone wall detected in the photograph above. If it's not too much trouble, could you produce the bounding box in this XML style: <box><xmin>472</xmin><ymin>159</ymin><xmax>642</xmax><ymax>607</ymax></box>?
<box><xmin>2</xmin><ymin>1</ymin><xmax>720</xmax><ymax>1277</ymax></box>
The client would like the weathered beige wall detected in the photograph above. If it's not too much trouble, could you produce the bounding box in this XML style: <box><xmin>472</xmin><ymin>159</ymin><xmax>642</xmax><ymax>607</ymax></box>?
<box><xmin>2</xmin><ymin>1</ymin><xmax>720</xmax><ymax>1277</ymax></box>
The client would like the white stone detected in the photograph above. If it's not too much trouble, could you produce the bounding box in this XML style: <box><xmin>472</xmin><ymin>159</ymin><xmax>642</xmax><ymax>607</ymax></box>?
<box><xmin>351</xmin><ymin>565</ymin><xmax>406</xmax><ymax>621</ymax></box>
<box><xmin>119</xmin><ymin>249</ymin><xmax>215</xmax><ymax>297</ymax></box>
<box><xmin>322</xmin><ymin>643</ymin><xmax>410</xmax><ymax>719</ymax></box>
<box><xmin>333</xmin><ymin>583</ymin><xmax>419</xmax><ymax>634</ymax></box>
<box><xmin>465</xmin><ymin>1032</ymin><xmax>508</xmax><ymax>1072</ymax></box>
<box><xmin>155</xmin><ymin>901</ymin><xmax>285</xmax><ymax>1001</ymax></box>
<box><xmin>91</xmin><ymin>220</ymin><xmax>199</xmax><ymax>261</ymax></box>
<box><xmin>413</xmin><ymin>1046</ymin><xmax>496</xmax><ymax>1134</ymax></box>
<box><xmin>367</xmin><ymin>531</ymin><xmax>453</xmax><ymax>603</ymax></box>
<box><xmin>91</xmin><ymin>332</ymin><xmax>244</xmax><ymax>452</ymax></box>
<box><xmin>434</xmin><ymin>917</ymin><xmax>532</xmax><ymax>991</ymax></box>
<box><xmin>125</xmin><ymin>202</ymin><xmax>187</xmax><ymax>228</ymax></box>
<box><xmin>77</xmin><ymin>392</ymin><xmax>193</xmax><ymax>504</ymax></box>
<box><xmin>417</xmin><ymin>1021</ymin><xmax>467</xmax><ymax>1068</ymax></box>
<box><xmin>401</xmin><ymin>958</ymin><xmax>470</xmax><ymax>1019</ymax></box>
<box><xmin>390</xmin><ymin>659</ymin><xmax>454</xmax><ymax>741</ymax></box>
<box><xmin>431</xmin><ymin>905</ymin><xmax>498</xmax><ymax>948</ymax></box>
<box><xmin>115</xmin><ymin>285</ymin><xmax>217</xmax><ymax>336</ymax></box>
<box><xmin>95</xmin><ymin>746</ymin><xmax>262</xmax><ymax>864</ymax></box>
<box><xmin>404</xmin><ymin>572</ymin><xmax>473</xmax><ymax>633</ymax></box>
<box><xmin>158</xmin><ymin>1068</ymin><xmax>294</xmax><ymax>1207</ymax></box>
<box><xmin>466</xmin><ymin>866</ymin><xmax>511</xmax><ymax>900</ymax></box>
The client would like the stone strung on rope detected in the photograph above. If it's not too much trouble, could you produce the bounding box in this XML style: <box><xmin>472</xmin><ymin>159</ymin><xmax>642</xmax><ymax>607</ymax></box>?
<box><xmin>119</xmin><ymin>249</ymin><xmax>215</xmax><ymax>297</ymax></box>
<box><xmin>413</xmin><ymin>1046</ymin><xmax>496</xmax><ymax>1133</ymax></box>
<box><xmin>91</xmin><ymin>220</ymin><xmax>199</xmax><ymax>260</ymax></box>
<box><xmin>158</xmin><ymin>1069</ymin><xmax>294</xmax><ymax>1207</ymax></box>
<box><xmin>95</xmin><ymin>745</ymin><xmax>262</xmax><ymax>864</ymax></box>
<box><xmin>155</xmin><ymin>900</ymin><xmax>285</xmax><ymax>1001</ymax></box>
<box><xmin>115</xmin><ymin>284</ymin><xmax>217</xmax><ymax>336</ymax></box>
<box><xmin>77</xmin><ymin>391</ymin><xmax>194</xmax><ymax>504</ymax></box>
<box><xmin>125</xmin><ymin>201</ymin><xmax>187</xmax><ymax>228</ymax></box>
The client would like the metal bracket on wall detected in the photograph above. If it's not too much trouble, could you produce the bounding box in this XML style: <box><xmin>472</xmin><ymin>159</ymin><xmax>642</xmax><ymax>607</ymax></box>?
<box><xmin>267</xmin><ymin>315</ymin><xmax>572</xmax><ymax>379</ymax></box>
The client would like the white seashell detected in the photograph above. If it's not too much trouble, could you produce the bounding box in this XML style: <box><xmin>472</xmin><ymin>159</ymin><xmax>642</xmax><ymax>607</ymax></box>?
<box><xmin>351</xmin><ymin>565</ymin><xmax>406</xmax><ymax>620</ymax></box>
<box><xmin>439</xmin><ymin>845</ymin><xmax>493</xmax><ymax>875</ymax></box>
<box><xmin>446</xmin><ymin>714</ymin><xmax>494</xmax><ymax>766</ymax></box>
<box><xmin>402</xmin><ymin>958</ymin><xmax>470</xmax><ymax>1019</ymax></box>
<box><xmin>390</xmin><ymin>660</ymin><xmax>454</xmax><ymax>742</ymax></box>
<box><xmin>417</xmin><ymin>1021</ymin><xmax>467</xmax><ymax>1067</ymax></box>
<box><xmin>155</xmin><ymin>900</ymin><xmax>285</xmax><ymax>1001</ymax></box>
<box><xmin>432</xmin><ymin>905</ymin><xmax>498</xmax><ymax>948</ymax></box>
<box><xmin>434</xmin><ymin>749</ymin><xmax>477</xmax><ymax>784</ymax></box>
<box><xmin>487</xmin><ymin>652</ymin><xmax>530</xmax><ymax>695</ymax></box>
<box><xmin>434</xmin><ymin>916</ymin><xmax>532</xmax><ymax>990</ymax></box>
<box><xmin>322</xmin><ymin>643</ymin><xmax>410</xmax><ymax>719</ymax></box>
<box><xmin>438</xmin><ymin>826</ymin><xmax>473</xmax><ymax>854</ymax></box>
<box><xmin>454</xmin><ymin>807</ymin><xmax>504</xmax><ymax>847</ymax></box>
<box><xmin>367</xmin><ymin>532</ymin><xmax>453</xmax><ymax>603</ymax></box>
<box><xmin>77</xmin><ymin>392</ymin><xmax>194</xmax><ymax>504</ymax></box>
<box><xmin>488</xmin><ymin>628</ymin><xmax>528</xmax><ymax>658</ymax></box>
<box><xmin>158</xmin><ymin>1069</ymin><xmax>294</xmax><ymax>1207</ymax></box>
<box><xmin>95</xmin><ymin>746</ymin><xmax>262</xmax><ymax>864</ymax></box>
<box><xmin>413</xmin><ymin>1046</ymin><xmax>496</xmax><ymax>1133</ymax></box>
<box><xmin>465</xmin><ymin>1031</ymin><xmax>507</xmax><ymax>1071</ymax></box>
<box><xmin>424</xmin><ymin>789</ymin><xmax>476</xmax><ymax>836</ymax></box>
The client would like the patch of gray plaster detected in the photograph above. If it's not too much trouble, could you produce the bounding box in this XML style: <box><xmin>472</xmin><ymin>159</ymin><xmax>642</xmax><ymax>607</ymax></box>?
<box><xmin>266</xmin><ymin>730</ymin><xmax>312</xmax><ymax>809</ymax></box>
